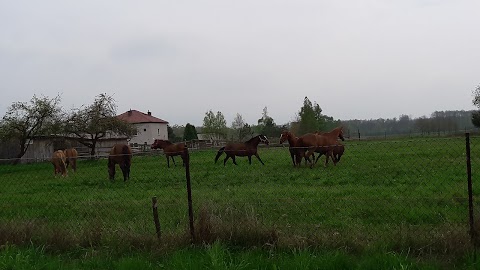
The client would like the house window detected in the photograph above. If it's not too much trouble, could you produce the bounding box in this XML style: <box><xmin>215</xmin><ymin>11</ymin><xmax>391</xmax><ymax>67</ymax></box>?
<box><xmin>144</xmin><ymin>128</ymin><xmax>146</xmax><ymax>132</ymax></box>
<box><xmin>158</xmin><ymin>129</ymin><xmax>160</xmax><ymax>134</ymax></box>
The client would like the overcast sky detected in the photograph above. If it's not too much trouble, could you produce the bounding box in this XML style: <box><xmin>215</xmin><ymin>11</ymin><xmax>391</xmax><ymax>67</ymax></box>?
<box><xmin>1</xmin><ymin>0</ymin><xmax>479</xmax><ymax>126</ymax></box>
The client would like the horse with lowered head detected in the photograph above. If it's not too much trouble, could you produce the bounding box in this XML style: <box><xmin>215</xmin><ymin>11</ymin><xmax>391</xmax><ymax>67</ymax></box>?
<box><xmin>296</xmin><ymin>126</ymin><xmax>345</xmax><ymax>168</ymax></box>
<box><xmin>151</xmin><ymin>139</ymin><xmax>187</xmax><ymax>168</ymax></box>
<box><xmin>215</xmin><ymin>135</ymin><xmax>269</xmax><ymax>165</ymax></box>
<box><xmin>108</xmin><ymin>144</ymin><xmax>132</xmax><ymax>182</ymax></box>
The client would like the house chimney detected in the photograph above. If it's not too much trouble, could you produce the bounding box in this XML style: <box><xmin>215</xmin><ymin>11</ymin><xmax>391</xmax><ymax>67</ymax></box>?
<box><xmin>147</xmin><ymin>110</ymin><xmax>151</xmax><ymax>116</ymax></box>
<box><xmin>128</xmin><ymin>109</ymin><xmax>132</xmax><ymax>116</ymax></box>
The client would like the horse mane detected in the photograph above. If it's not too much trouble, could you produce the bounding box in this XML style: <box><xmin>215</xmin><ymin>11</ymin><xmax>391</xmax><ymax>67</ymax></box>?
<box><xmin>245</xmin><ymin>135</ymin><xmax>259</xmax><ymax>144</ymax></box>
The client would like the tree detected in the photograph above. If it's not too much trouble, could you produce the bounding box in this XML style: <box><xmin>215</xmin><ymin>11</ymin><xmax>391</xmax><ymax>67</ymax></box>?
<box><xmin>65</xmin><ymin>93</ymin><xmax>136</xmax><ymax>157</ymax></box>
<box><xmin>231</xmin><ymin>113</ymin><xmax>246</xmax><ymax>141</ymax></box>
<box><xmin>298</xmin><ymin>97</ymin><xmax>322</xmax><ymax>135</ymax></box>
<box><xmin>257</xmin><ymin>107</ymin><xmax>280</xmax><ymax>138</ymax></box>
<box><xmin>202</xmin><ymin>110</ymin><xmax>227</xmax><ymax>144</ymax></box>
<box><xmin>472</xmin><ymin>84</ymin><xmax>480</xmax><ymax>128</ymax></box>
<box><xmin>0</xmin><ymin>94</ymin><xmax>63</xmax><ymax>164</ymax></box>
<box><xmin>183</xmin><ymin>123</ymin><xmax>198</xmax><ymax>141</ymax></box>
<box><xmin>167</xmin><ymin>125</ymin><xmax>181</xmax><ymax>142</ymax></box>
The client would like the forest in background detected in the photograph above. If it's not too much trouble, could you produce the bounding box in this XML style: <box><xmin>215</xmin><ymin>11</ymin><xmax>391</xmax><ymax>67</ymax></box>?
<box><xmin>170</xmin><ymin>110</ymin><xmax>477</xmax><ymax>142</ymax></box>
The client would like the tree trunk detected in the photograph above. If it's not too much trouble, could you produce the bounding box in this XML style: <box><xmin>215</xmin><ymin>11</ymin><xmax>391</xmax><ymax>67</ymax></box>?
<box><xmin>89</xmin><ymin>140</ymin><xmax>97</xmax><ymax>159</ymax></box>
<box><xmin>12</xmin><ymin>141</ymin><xmax>27</xmax><ymax>165</ymax></box>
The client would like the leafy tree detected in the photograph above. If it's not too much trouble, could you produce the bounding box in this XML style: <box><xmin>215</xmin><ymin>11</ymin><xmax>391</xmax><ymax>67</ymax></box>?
<box><xmin>65</xmin><ymin>93</ymin><xmax>136</xmax><ymax>157</ymax></box>
<box><xmin>298</xmin><ymin>97</ymin><xmax>324</xmax><ymax>135</ymax></box>
<box><xmin>472</xmin><ymin>84</ymin><xmax>480</xmax><ymax>128</ymax></box>
<box><xmin>0</xmin><ymin>94</ymin><xmax>63</xmax><ymax>164</ymax></box>
<box><xmin>202</xmin><ymin>110</ymin><xmax>227</xmax><ymax>144</ymax></box>
<box><xmin>167</xmin><ymin>125</ymin><xmax>181</xmax><ymax>142</ymax></box>
<box><xmin>257</xmin><ymin>107</ymin><xmax>280</xmax><ymax>138</ymax></box>
<box><xmin>231</xmin><ymin>113</ymin><xmax>247</xmax><ymax>141</ymax></box>
<box><xmin>238</xmin><ymin>123</ymin><xmax>254</xmax><ymax>141</ymax></box>
<box><xmin>183</xmin><ymin>123</ymin><xmax>198</xmax><ymax>141</ymax></box>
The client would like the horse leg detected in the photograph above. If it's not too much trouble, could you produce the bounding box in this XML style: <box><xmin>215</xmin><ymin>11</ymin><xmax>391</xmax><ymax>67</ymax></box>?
<box><xmin>304</xmin><ymin>148</ymin><xmax>316</xmax><ymax>168</ymax></box>
<box><xmin>254</xmin><ymin>153</ymin><xmax>265</xmax><ymax>165</ymax></box>
<box><xmin>232</xmin><ymin>156</ymin><xmax>238</xmax><ymax>165</ymax></box>
<box><xmin>223</xmin><ymin>155</ymin><xmax>229</xmax><ymax>166</ymax></box>
<box><xmin>171</xmin><ymin>156</ymin><xmax>176</xmax><ymax>166</ymax></box>
<box><xmin>248</xmin><ymin>155</ymin><xmax>252</xmax><ymax>165</ymax></box>
<box><xmin>166</xmin><ymin>156</ymin><xmax>170</xmax><ymax>168</ymax></box>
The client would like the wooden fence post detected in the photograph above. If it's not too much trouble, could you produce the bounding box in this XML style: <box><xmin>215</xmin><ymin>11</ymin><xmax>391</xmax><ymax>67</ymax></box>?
<box><xmin>152</xmin><ymin>196</ymin><xmax>161</xmax><ymax>241</ymax></box>
<box><xmin>466</xmin><ymin>133</ymin><xmax>476</xmax><ymax>248</ymax></box>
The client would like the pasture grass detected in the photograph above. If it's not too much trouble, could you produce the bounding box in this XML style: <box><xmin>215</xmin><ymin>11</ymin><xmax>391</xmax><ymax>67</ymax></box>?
<box><xmin>1</xmin><ymin>135</ymin><xmax>480</xmax><ymax>266</ymax></box>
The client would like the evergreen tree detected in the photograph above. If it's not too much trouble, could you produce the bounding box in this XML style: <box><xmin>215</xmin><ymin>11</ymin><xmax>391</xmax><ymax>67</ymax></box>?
<box><xmin>183</xmin><ymin>123</ymin><xmax>198</xmax><ymax>141</ymax></box>
<box><xmin>298</xmin><ymin>97</ymin><xmax>321</xmax><ymax>135</ymax></box>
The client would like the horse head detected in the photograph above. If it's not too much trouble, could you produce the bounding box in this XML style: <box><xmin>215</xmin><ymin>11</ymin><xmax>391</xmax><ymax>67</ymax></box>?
<box><xmin>259</xmin><ymin>135</ymin><xmax>269</xmax><ymax>145</ymax></box>
<box><xmin>151</xmin><ymin>139</ymin><xmax>165</xmax><ymax>149</ymax></box>
<box><xmin>336</xmin><ymin>127</ymin><xmax>345</xmax><ymax>141</ymax></box>
<box><xmin>279</xmin><ymin>131</ymin><xmax>288</xmax><ymax>144</ymax></box>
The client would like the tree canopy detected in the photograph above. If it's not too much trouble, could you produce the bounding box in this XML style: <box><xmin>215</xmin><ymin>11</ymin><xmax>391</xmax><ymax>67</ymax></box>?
<box><xmin>183</xmin><ymin>123</ymin><xmax>198</xmax><ymax>141</ymax></box>
<box><xmin>0</xmin><ymin>94</ymin><xmax>63</xmax><ymax>164</ymax></box>
<box><xmin>202</xmin><ymin>110</ymin><xmax>227</xmax><ymax>143</ymax></box>
<box><xmin>65</xmin><ymin>93</ymin><xmax>136</xmax><ymax>157</ymax></box>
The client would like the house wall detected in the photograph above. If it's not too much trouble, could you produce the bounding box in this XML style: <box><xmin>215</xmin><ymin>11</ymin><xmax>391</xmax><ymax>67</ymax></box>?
<box><xmin>130</xmin><ymin>123</ymin><xmax>168</xmax><ymax>146</ymax></box>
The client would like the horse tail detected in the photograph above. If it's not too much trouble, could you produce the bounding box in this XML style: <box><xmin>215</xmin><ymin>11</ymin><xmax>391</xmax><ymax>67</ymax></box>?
<box><xmin>214</xmin><ymin>147</ymin><xmax>225</xmax><ymax>163</ymax></box>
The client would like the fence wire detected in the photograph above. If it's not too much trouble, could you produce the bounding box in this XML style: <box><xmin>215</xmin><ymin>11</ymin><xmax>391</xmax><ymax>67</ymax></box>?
<box><xmin>0</xmin><ymin>135</ymin><xmax>479</xmax><ymax>255</ymax></box>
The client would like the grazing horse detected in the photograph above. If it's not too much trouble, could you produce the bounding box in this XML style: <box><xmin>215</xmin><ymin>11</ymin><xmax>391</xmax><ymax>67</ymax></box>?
<box><xmin>51</xmin><ymin>150</ymin><xmax>67</xmax><ymax>177</ymax></box>
<box><xmin>297</xmin><ymin>126</ymin><xmax>345</xmax><ymax>168</ymax></box>
<box><xmin>108</xmin><ymin>144</ymin><xmax>132</xmax><ymax>182</ymax></box>
<box><xmin>215</xmin><ymin>135</ymin><xmax>269</xmax><ymax>165</ymax></box>
<box><xmin>64</xmin><ymin>148</ymin><xmax>78</xmax><ymax>172</ymax></box>
<box><xmin>151</xmin><ymin>139</ymin><xmax>187</xmax><ymax>168</ymax></box>
<box><xmin>279</xmin><ymin>130</ymin><xmax>313</xmax><ymax>167</ymax></box>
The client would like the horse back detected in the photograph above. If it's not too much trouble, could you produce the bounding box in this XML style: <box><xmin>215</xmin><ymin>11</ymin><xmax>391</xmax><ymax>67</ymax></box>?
<box><xmin>109</xmin><ymin>144</ymin><xmax>132</xmax><ymax>164</ymax></box>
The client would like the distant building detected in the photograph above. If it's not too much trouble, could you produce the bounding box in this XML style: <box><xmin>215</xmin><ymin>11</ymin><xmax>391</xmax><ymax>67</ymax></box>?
<box><xmin>117</xmin><ymin>109</ymin><xmax>169</xmax><ymax>146</ymax></box>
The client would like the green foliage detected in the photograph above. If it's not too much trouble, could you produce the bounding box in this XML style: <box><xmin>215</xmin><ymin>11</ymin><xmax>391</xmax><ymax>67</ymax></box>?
<box><xmin>183</xmin><ymin>123</ymin><xmax>198</xmax><ymax>141</ymax></box>
<box><xmin>256</xmin><ymin>107</ymin><xmax>282</xmax><ymax>138</ymax></box>
<box><xmin>202</xmin><ymin>110</ymin><xmax>227</xmax><ymax>142</ymax></box>
<box><xmin>297</xmin><ymin>97</ymin><xmax>326</xmax><ymax>135</ymax></box>
<box><xmin>65</xmin><ymin>93</ymin><xmax>136</xmax><ymax>156</ymax></box>
<box><xmin>472</xmin><ymin>84</ymin><xmax>480</xmax><ymax>128</ymax></box>
<box><xmin>0</xmin><ymin>94</ymin><xmax>63</xmax><ymax>161</ymax></box>
<box><xmin>168</xmin><ymin>125</ymin><xmax>182</xmax><ymax>142</ymax></box>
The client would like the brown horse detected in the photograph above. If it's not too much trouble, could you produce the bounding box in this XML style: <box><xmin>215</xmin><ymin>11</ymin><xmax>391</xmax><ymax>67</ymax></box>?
<box><xmin>215</xmin><ymin>135</ymin><xmax>269</xmax><ymax>165</ymax></box>
<box><xmin>108</xmin><ymin>144</ymin><xmax>132</xmax><ymax>182</ymax></box>
<box><xmin>51</xmin><ymin>150</ymin><xmax>67</xmax><ymax>177</ymax></box>
<box><xmin>314</xmin><ymin>141</ymin><xmax>345</xmax><ymax>165</ymax></box>
<box><xmin>279</xmin><ymin>130</ymin><xmax>313</xmax><ymax>167</ymax></box>
<box><xmin>64</xmin><ymin>148</ymin><xmax>78</xmax><ymax>172</ymax></box>
<box><xmin>151</xmin><ymin>139</ymin><xmax>187</xmax><ymax>168</ymax></box>
<box><xmin>297</xmin><ymin>126</ymin><xmax>345</xmax><ymax>168</ymax></box>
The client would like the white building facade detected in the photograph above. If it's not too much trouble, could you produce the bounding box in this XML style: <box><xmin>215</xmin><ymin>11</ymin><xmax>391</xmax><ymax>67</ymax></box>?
<box><xmin>117</xmin><ymin>110</ymin><xmax>169</xmax><ymax>146</ymax></box>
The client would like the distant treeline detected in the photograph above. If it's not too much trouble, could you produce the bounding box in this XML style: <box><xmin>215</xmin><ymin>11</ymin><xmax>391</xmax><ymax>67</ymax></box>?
<box><xmin>341</xmin><ymin>110</ymin><xmax>476</xmax><ymax>138</ymax></box>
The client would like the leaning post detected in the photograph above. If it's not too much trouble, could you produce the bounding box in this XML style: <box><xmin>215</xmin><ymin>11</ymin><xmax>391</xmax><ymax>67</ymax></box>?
<box><xmin>152</xmin><ymin>196</ymin><xmax>161</xmax><ymax>241</ymax></box>
<box><xmin>184</xmin><ymin>148</ymin><xmax>195</xmax><ymax>243</ymax></box>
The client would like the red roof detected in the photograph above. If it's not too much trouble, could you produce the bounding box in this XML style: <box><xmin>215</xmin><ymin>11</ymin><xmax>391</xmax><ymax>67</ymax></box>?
<box><xmin>117</xmin><ymin>110</ymin><xmax>169</xmax><ymax>124</ymax></box>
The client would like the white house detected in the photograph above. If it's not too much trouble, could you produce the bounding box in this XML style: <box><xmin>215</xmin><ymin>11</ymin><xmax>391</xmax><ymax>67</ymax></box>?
<box><xmin>117</xmin><ymin>109</ymin><xmax>169</xmax><ymax>146</ymax></box>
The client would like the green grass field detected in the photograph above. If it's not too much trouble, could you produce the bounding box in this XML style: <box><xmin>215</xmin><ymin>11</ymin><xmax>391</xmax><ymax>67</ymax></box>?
<box><xmin>1</xmin><ymin>135</ymin><xmax>480</xmax><ymax>266</ymax></box>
